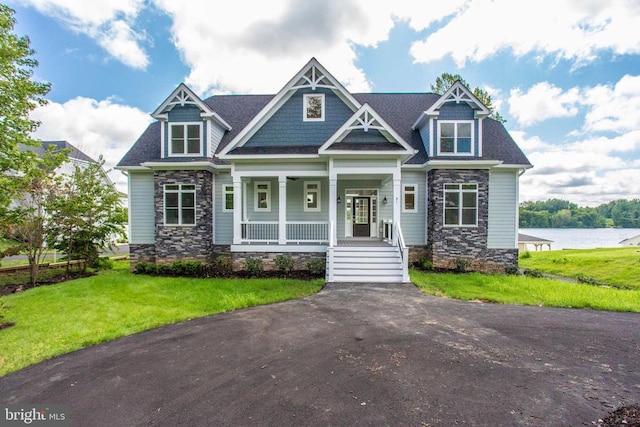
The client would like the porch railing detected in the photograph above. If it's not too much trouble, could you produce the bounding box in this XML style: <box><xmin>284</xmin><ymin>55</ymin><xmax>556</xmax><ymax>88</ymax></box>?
<box><xmin>382</xmin><ymin>219</ymin><xmax>393</xmax><ymax>242</ymax></box>
<box><xmin>286</xmin><ymin>221</ymin><xmax>329</xmax><ymax>243</ymax></box>
<box><xmin>394</xmin><ymin>221</ymin><xmax>410</xmax><ymax>283</ymax></box>
<box><xmin>241</xmin><ymin>221</ymin><xmax>279</xmax><ymax>242</ymax></box>
<box><xmin>240</xmin><ymin>221</ymin><xmax>329</xmax><ymax>243</ymax></box>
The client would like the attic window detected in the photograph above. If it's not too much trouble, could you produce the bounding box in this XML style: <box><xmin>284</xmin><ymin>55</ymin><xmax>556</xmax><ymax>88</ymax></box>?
<box><xmin>169</xmin><ymin>123</ymin><xmax>202</xmax><ymax>156</ymax></box>
<box><xmin>303</xmin><ymin>94</ymin><xmax>324</xmax><ymax>122</ymax></box>
<box><xmin>438</xmin><ymin>121</ymin><xmax>473</xmax><ymax>155</ymax></box>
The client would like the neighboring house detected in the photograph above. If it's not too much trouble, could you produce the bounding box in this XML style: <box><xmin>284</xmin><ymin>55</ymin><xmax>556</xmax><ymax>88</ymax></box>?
<box><xmin>116</xmin><ymin>58</ymin><xmax>532</xmax><ymax>282</ymax></box>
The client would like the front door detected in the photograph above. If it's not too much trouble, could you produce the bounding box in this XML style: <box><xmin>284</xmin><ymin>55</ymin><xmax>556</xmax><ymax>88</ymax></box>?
<box><xmin>353</xmin><ymin>197</ymin><xmax>371</xmax><ymax>237</ymax></box>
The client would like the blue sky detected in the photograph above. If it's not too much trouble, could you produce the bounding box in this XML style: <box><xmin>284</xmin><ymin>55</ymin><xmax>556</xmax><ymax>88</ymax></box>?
<box><xmin>8</xmin><ymin>0</ymin><xmax>640</xmax><ymax>206</ymax></box>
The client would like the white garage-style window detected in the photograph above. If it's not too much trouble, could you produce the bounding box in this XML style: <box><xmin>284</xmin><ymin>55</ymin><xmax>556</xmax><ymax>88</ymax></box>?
<box><xmin>164</xmin><ymin>184</ymin><xmax>196</xmax><ymax>225</ymax></box>
<box><xmin>303</xmin><ymin>93</ymin><xmax>324</xmax><ymax>121</ymax></box>
<box><xmin>402</xmin><ymin>185</ymin><xmax>417</xmax><ymax>213</ymax></box>
<box><xmin>304</xmin><ymin>181</ymin><xmax>321</xmax><ymax>212</ymax></box>
<box><xmin>254</xmin><ymin>181</ymin><xmax>271</xmax><ymax>212</ymax></box>
<box><xmin>443</xmin><ymin>183</ymin><xmax>478</xmax><ymax>226</ymax></box>
<box><xmin>438</xmin><ymin>121</ymin><xmax>473</xmax><ymax>155</ymax></box>
<box><xmin>169</xmin><ymin>122</ymin><xmax>202</xmax><ymax>156</ymax></box>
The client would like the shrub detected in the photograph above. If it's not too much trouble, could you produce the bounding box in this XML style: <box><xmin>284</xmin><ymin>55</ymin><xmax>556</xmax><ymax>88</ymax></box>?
<box><xmin>306</xmin><ymin>258</ymin><xmax>325</xmax><ymax>276</ymax></box>
<box><xmin>453</xmin><ymin>257</ymin><xmax>471</xmax><ymax>273</ymax></box>
<box><xmin>90</xmin><ymin>256</ymin><xmax>114</xmax><ymax>270</ymax></box>
<box><xmin>275</xmin><ymin>255</ymin><xmax>295</xmax><ymax>276</ymax></box>
<box><xmin>245</xmin><ymin>258</ymin><xmax>264</xmax><ymax>277</ymax></box>
<box><xmin>415</xmin><ymin>257</ymin><xmax>434</xmax><ymax>271</ymax></box>
<box><xmin>213</xmin><ymin>255</ymin><xmax>233</xmax><ymax>277</ymax></box>
<box><xmin>170</xmin><ymin>260</ymin><xmax>204</xmax><ymax>277</ymax></box>
<box><xmin>519</xmin><ymin>251</ymin><xmax>532</xmax><ymax>259</ymax></box>
<box><xmin>524</xmin><ymin>268</ymin><xmax>544</xmax><ymax>278</ymax></box>
<box><xmin>134</xmin><ymin>262</ymin><xmax>157</xmax><ymax>275</ymax></box>
<box><xmin>577</xmin><ymin>275</ymin><xmax>607</xmax><ymax>287</ymax></box>
<box><xmin>504</xmin><ymin>265</ymin><xmax>520</xmax><ymax>275</ymax></box>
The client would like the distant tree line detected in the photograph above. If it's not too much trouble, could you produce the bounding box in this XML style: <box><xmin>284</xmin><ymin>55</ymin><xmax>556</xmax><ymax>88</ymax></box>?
<box><xmin>519</xmin><ymin>198</ymin><xmax>640</xmax><ymax>228</ymax></box>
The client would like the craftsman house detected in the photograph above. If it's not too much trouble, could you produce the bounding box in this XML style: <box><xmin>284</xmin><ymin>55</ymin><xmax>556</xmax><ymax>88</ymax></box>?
<box><xmin>116</xmin><ymin>58</ymin><xmax>531</xmax><ymax>282</ymax></box>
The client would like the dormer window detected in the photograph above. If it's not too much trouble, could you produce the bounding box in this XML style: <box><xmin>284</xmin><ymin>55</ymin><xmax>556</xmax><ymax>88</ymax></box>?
<box><xmin>303</xmin><ymin>93</ymin><xmax>324</xmax><ymax>121</ymax></box>
<box><xmin>438</xmin><ymin>121</ymin><xmax>473</xmax><ymax>155</ymax></box>
<box><xmin>170</xmin><ymin>123</ymin><xmax>202</xmax><ymax>156</ymax></box>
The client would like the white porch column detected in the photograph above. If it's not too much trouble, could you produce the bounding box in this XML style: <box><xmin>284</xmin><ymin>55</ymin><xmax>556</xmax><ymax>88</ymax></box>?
<box><xmin>278</xmin><ymin>176</ymin><xmax>287</xmax><ymax>244</ymax></box>
<box><xmin>392</xmin><ymin>171</ymin><xmax>401</xmax><ymax>246</ymax></box>
<box><xmin>329</xmin><ymin>177</ymin><xmax>337</xmax><ymax>246</ymax></box>
<box><xmin>233</xmin><ymin>176</ymin><xmax>242</xmax><ymax>244</ymax></box>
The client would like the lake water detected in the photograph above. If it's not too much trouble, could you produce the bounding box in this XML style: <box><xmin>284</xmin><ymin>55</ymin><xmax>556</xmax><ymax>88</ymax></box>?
<box><xmin>519</xmin><ymin>228</ymin><xmax>640</xmax><ymax>250</ymax></box>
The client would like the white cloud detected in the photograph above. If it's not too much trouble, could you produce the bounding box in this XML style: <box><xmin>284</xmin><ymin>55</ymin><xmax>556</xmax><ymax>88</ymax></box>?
<box><xmin>410</xmin><ymin>0</ymin><xmax>640</xmax><ymax>68</ymax></box>
<box><xmin>151</xmin><ymin>0</ymin><xmax>438</xmax><ymax>95</ymax></box>
<box><xmin>516</xmin><ymin>131</ymin><xmax>638</xmax><ymax>206</ymax></box>
<box><xmin>31</xmin><ymin>97</ymin><xmax>152</xmax><ymax>191</ymax></box>
<box><xmin>508</xmin><ymin>82</ymin><xmax>581</xmax><ymax>127</ymax></box>
<box><xmin>17</xmin><ymin>0</ymin><xmax>149</xmax><ymax>69</ymax></box>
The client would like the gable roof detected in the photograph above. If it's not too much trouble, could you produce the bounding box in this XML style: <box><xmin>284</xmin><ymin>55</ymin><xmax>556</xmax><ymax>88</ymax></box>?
<box><xmin>25</xmin><ymin>140</ymin><xmax>97</xmax><ymax>164</ymax></box>
<box><xmin>152</xmin><ymin>83</ymin><xmax>231</xmax><ymax>131</ymax></box>
<box><xmin>218</xmin><ymin>58</ymin><xmax>361</xmax><ymax>157</ymax></box>
<box><xmin>319</xmin><ymin>103</ymin><xmax>416</xmax><ymax>157</ymax></box>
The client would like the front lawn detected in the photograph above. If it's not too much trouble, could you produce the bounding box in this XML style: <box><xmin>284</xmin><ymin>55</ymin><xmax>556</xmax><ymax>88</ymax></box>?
<box><xmin>411</xmin><ymin>269</ymin><xmax>640</xmax><ymax>312</ymax></box>
<box><xmin>519</xmin><ymin>247</ymin><xmax>640</xmax><ymax>290</ymax></box>
<box><xmin>0</xmin><ymin>261</ymin><xmax>323</xmax><ymax>377</ymax></box>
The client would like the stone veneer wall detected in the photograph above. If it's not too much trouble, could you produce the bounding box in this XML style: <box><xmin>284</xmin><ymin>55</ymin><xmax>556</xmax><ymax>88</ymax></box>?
<box><xmin>129</xmin><ymin>243</ymin><xmax>156</xmax><ymax>269</ymax></box>
<box><xmin>154</xmin><ymin>170</ymin><xmax>213</xmax><ymax>263</ymax></box>
<box><xmin>427</xmin><ymin>169</ymin><xmax>517</xmax><ymax>273</ymax></box>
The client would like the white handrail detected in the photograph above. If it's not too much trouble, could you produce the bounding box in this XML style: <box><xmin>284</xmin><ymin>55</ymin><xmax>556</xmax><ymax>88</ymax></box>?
<box><xmin>395</xmin><ymin>221</ymin><xmax>409</xmax><ymax>282</ymax></box>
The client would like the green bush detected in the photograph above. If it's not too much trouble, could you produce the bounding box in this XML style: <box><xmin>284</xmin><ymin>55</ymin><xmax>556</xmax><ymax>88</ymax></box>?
<box><xmin>134</xmin><ymin>262</ymin><xmax>156</xmax><ymax>275</ymax></box>
<box><xmin>454</xmin><ymin>257</ymin><xmax>471</xmax><ymax>273</ymax></box>
<box><xmin>415</xmin><ymin>257</ymin><xmax>434</xmax><ymax>271</ymax></box>
<box><xmin>90</xmin><ymin>256</ymin><xmax>114</xmax><ymax>270</ymax></box>
<box><xmin>170</xmin><ymin>260</ymin><xmax>204</xmax><ymax>277</ymax></box>
<box><xmin>519</xmin><ymin>251</ymin><xmax>532</xmax><ymax>259</ymax></box>
<box><xmin>245</xmin><ymin>258</ymin><xmax>264</xmax><ymax>277</ymax></box>
<box><xmin>213</xmin><ymin>255</ymin><xmax>233</xmax><ymax>277</ymax></box>
<box><xmin>306</xmin><ymin>258</ymin><xmax>325</xmax><ymax>276</ymax></box>
<box><xmin>523</xmin><ymin>268</ymin><xmax>544</xmax><ymax>278</ymax></box>
<box><xmin>275</xmin><ymin>255</ymin><xmax>295</xmax><ymax>276</ymax></box>
<box><xmin>504</xmin><ymin>265</ymin><xmax>520</xmax><ymax>275</ymax></box>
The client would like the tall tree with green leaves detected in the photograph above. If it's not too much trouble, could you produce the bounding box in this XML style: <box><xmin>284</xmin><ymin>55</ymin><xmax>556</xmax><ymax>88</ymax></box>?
<box><xmin>0</xmin><ymin>4</ymin><xmax>51</xmax><ymax>220</ymax></box>
<box><xmin>431</xmin><ymin>72</ymin><xmax>506</xmax><ymax>123</ymax></box>
<box><xmin>47</xmin><ymin>156</ymin><xmax>127</xmax><ymax>272</ymax></box>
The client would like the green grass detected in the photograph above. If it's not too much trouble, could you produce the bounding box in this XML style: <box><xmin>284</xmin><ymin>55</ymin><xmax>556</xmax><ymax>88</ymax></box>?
<box><xmin>411</xmin><ymin>269</ymin><xmax>640</xmax><ymax>312</ymax></box>
<box><xmin>519</xmin><ymin>247</ymin><xmax>640</xmax><ymax>289</ymax></box>
<box><xmin>0</xmin><ymin>238</ymin><xmax>20</xmax><ymax>252</ymax></box>
<box><xmin>0</xmin><ymin>261</ymin><xmax>323</xmax><ymax>377</ymax></box>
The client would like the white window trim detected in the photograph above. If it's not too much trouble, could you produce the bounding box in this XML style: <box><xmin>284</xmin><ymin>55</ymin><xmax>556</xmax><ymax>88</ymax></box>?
<box><xmin>402</xmin><ymin>184</ymin><xmax>417</xmax><ymax>213</ymax></box>
<box><xmin>168</xmin><ymin>122</ymin><xmax>203</xmax><ymax>157</ymax></box>
<box><xmin>254</xmin><ymin>181</ymin><xmax>271</xmax><ymax>212</ymax></box>
<box><xmin>164</xmin><ymin>184</ymin><xmax>197</xmax><ymax>226</ymax></box>
<box><xmin>303</xmin><ymin>93</ymin><xmax>325</xmax><ymax>122</ymax></box>
<box><xmin>443</xmin><ymin>183</ymin><xmax>478</xmax><ymax>227</ymax></box>
<box><xmin>223</xmin><ymin>184</ymin><xmax>234</xmax><ymax>212</ymax></box>
<box><xmin>304</xmin><ymin>181</ymin><xmax>321</xmax><ymax>212</ymax></box>
<box><xmin>437</xmin><ymin>120</ymin><xmax>474</xmax><ymax>156</ymax></box>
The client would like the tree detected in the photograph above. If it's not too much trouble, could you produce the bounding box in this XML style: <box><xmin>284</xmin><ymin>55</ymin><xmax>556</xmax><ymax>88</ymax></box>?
<box><xmin>6</xmin><ymin>147</ymin><xmax>65</xmax><ymax>284</ymax></box>
<box><xmin>47</xmin><ymin>157</ymin><xmax>127</xmax><ymax>272</ymax></box>
<box><xmin>431</xmin><ymin>72</ymin><xmax>506</xmax><ymax>123</ymax></box>
<box><xmin>0</xmin><ymin>5</ymin><xmax>51</xmax><ymax>216</ymax></box>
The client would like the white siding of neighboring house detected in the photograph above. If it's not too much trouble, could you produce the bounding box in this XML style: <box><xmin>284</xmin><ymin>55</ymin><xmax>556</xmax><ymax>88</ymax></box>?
<box><xmin>487</xmin><ymin>170</ymin><xmax>518</xmax><ymax>248</ymax></box>
<box><xmin>400</xmin><ymin>171</ymin><xmax>426</xmax><ymax>246</ymax></box>
<box><xmin>128</xmin><ymin>171</ymin><xmax>155</xmax><ymax>244</ymax></box>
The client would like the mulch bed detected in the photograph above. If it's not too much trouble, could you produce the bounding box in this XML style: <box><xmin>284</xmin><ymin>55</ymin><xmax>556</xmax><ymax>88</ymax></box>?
<box><xmin>0</xmin><ymin>271</ymin><xmax>94</xmax><ymax>296</ymax></box>
<box><xmin>596</xmin><ymin>405</ymin><xmax>640</xmax><ymax>426</ymax></box>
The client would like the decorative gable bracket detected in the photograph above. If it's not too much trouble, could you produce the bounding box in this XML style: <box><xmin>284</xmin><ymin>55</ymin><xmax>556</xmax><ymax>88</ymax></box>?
<box><xmin>412</xmin><ymin>80</ymin><xmax>491</xmax><ymax>130</ymax></box>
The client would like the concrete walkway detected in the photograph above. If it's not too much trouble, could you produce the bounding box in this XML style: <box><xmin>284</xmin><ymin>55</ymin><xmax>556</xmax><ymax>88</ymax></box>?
<box><xmin>1</xmin><ymin>282</ymin><xmax>639</xmax><ymax>426</ymax></box>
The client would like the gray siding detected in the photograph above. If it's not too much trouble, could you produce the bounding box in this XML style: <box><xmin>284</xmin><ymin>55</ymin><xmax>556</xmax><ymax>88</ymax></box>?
<box><xmin>244</xmin><ymin>87</ymin><xmax>354</xmax><ymax>147</ymax></box>
<box><xmin>400</xmin><ymin>171</ymin><xmax>426</xmax><ymax>245</ymax></box>
<box><xmin>215</xmin><ymin>172</ymin><xmax>233</xmax><ymax>244</ymax></box>
<box><xmin>487</xmin><ymin>170</ymin><xmax>518</xmax><ymax>248</ymax></box>
<box><xmin>209</xmin><ymin>122</ymin><xmax>226</xmax><ymax>157</ymax></box>
<box><xmin>286</xmin><ymin>178</ymin><xmax>329</xmax><ymax>222</ymax></box>
<box><xmin>128</xmin><ymin>171</ymin><xmax>155</xmax><ymax>244</ymax></box>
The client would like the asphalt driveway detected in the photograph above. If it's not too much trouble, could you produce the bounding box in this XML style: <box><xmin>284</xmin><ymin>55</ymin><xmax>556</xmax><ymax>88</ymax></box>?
<box><xmin>1</xmin><ymin>282</ymin><xmax>639</xmax><ymax>426</ymax></box>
